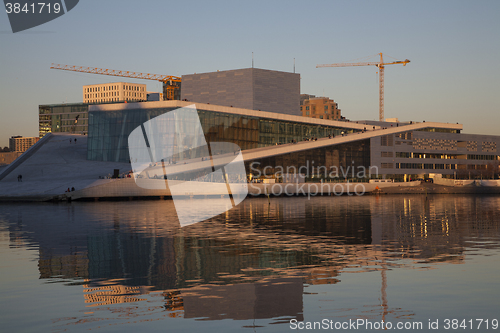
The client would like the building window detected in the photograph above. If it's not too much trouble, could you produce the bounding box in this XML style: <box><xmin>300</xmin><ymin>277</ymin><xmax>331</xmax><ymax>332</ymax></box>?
<box><xmin>324</xmin><ymin>105</ymin><xmax>328</xmax><ymax>110</ymax></box>
<box><xmin>306</xmin><ymin>106</ymin><xmax>309</xmax><ymax>111</ymax></box>
<box><xmin>381</xmin><ymin>151</ymin><xmax>394</xmax><ymax>158</ymax></box>
<box><xmin>306</xmin><ymin>111</ymin><xmax>309</xmax><ymax>116</ymax></box>
<box><xmin>381</xmin><ymin>135</ymin><xmax>394</xmax><ymax>146</ymax></box>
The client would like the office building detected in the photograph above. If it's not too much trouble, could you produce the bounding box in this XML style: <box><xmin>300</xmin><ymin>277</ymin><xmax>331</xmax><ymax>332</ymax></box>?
<box><xmin>181</xmin><ymin>68</ymin><xmax>300</xmax><ymax>116</ymax></box>
<box><xmin>39</xmin><ymin>103</ymin><xmax>90</xmax><ymax>137</ymax></box>
<box><xmin>300</xmin><ymin>96</ymin><xmax>341</xmax><ymax>120</ymax></box>
<box><xmin>83</xmin><ymin>82</ymin><xmax>147</xmax><ymax>104</ymax></box>
<box><xmin>9</xmin><ymin>136</ymin><xmax>40</xmax><ymax>153</ymax></box>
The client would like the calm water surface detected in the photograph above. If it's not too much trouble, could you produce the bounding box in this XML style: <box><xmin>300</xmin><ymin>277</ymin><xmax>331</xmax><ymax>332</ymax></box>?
<box><xmin>0</xmin><ymin>195</ymin><xmax>499</xmax><ymax>332</ymax></box>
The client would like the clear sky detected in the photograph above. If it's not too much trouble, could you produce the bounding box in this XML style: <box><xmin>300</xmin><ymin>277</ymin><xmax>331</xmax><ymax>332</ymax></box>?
<box><xmin>1</xmin><ymin>0</ymin><xmax>499</xmax><ymax>147</ymax></box>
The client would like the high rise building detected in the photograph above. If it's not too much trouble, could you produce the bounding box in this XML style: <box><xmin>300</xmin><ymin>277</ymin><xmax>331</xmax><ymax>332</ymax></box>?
<box><xmin>300</xmin><ymin>95</ymin><xmax>341</xmax><ymax>120</ymax></box>
<box><xmin>9</xmin><ymin>136</ymin><xmax>40</xmax><ymax>152</ymax></box>
<box><xmin>83</xmin><ymin>82</ymin><xmax>147</xmax><ymax>104</ymax></box>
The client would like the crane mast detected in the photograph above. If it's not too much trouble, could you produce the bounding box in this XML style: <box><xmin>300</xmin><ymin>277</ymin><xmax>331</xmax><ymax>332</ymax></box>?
<box><xmin>317</xmin><ymin>53</ymin><xmax>409</xmax><ymax>121</ymax></box>
<box><xmin>379</xmin><ymin>54</ymin><xmax>385</xmax><ymax>121</ymax></box>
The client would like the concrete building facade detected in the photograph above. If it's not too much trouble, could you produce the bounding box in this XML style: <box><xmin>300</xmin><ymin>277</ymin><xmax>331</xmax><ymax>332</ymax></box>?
<box><xmin>9</xmin><ymin>136</ymin><xmax>40</xmax><ymax>152</ymax></box>
<box><xmin>181</xmin><ymin>68</ymin><xmax>300</xmax><ymax>116</ymax></box>
<box><xmin>370</xmin><ymin>127</ymin><xmax>500</xmax><ymax>181</ymax></box>
<box><xmin>83</xmin><ymin>82</ymin><xmax>147</xmax><ymax>104</ymax></box>
<box><xmin>300</xmin><ymin>96</ymin><xmax>342</xmax><ymax>120</ymax></box>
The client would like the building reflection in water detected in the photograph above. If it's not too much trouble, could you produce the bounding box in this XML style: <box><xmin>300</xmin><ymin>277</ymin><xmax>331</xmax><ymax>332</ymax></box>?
<box><xmin>2</xmin><ymin>195</ymin><xmax>500</xmax><ymax>325</ymax></box>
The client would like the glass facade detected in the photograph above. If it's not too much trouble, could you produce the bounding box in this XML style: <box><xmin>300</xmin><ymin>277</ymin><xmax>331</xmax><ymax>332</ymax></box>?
<box><xmin>244</xmin><ymin>139</ymin><xmax>371</xmax><ymax>181</ymax></box>
<box><xmin>88</xmin><ymin>106</ymin><xmax>360</xmax><ymax>162</ymax></box>
<box><xmin>88</xmin><ymin>107</ymin><xmax>170</xmax><ymax>162</ymax></box>
<box><xmin>39</xmin><ymin>103</ymin><xmax>89</xmax><ymax>138</ymax></box>
<box><xmin>417</xmin><ymin>128</ymin><xmax>461</xmax><ymax>134</ymax></box>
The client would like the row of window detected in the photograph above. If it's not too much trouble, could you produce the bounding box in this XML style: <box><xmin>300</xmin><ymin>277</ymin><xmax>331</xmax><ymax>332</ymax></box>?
<box><xmin>126</xmin><ymin>92</ymin><xmax>144</xmax><ymax>98</ymax></box>
<box><xmin>304</xmin><ymin>112</ymin><xmax>340</xmax><ymax>119</ymax></box>
<box><xmin>125</xmin><ymin>85</ymin><xmax>144</xmax><ymax>91</ymax></box>
<box><xmin>395</xmin><ymin>163</ymin><xmax>456</xmax><ymax>170</ymax></box>
<box><xmin>417</xmin><ymin>128</ymin><xmax>461</xmax><ymax>134</ymax></box>
<box><xmin>60</xmin><ymin>120</ymin><xmax>87</xmax><ymax>125</ymax></box>
<box><xmin>380</xmin><ymin>135</ymin><xmax>394</xmax><ymax>146</ymax></box>
<box><xmin>467</xmin><ymin>154</ymin><xmax>497</xmax><ymax>160</ymax></box>
<box><xmin>87</xmin><ymin>98</ymin><xmax>143</xmax><ymax>104</ymax></box>
<box><xmin>85</xmin><ymin>92</ymin><xmax>119</xmax><ymax>99</ymax></box>
<box><xmin>85</xmin><ymin>85</ymin><xmax>146</xmax><ymax>93</ymax></box>
<box><xmin>85</xmin><ymin>93</ymin><xmax>145</xmax><ymax>99</ymax></box>
<box><xmin>86</xmin><ymin>85</ymin><xmax>119</xmax><ymax>93</ymax></box>
<box><xmin>386</xmin><ymin>152</ymin><xmax>498</xmax><ymax>160</ymax></box>
<box><xmin>395</xmin><ymin>132</ymin><xmax>412</xmax><ymax>140</ymax></box>
<box><xmin>87</xmin><ymin>98</ymin><xmax>119</xmax><ymax>103</ymax></box>
<box><xmin>394</xmin><ymin>163</ymin><xmax>493</xmax><ymax>170</ymax></box>
<box><xmin>301</xmin><ymin>105</ymin><xmax>338</xmax><ymax>111</ymax></box>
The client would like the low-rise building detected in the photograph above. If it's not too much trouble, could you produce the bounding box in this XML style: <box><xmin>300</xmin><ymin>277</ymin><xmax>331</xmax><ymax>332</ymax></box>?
<box><xmin>83</xmin><ymin>82</ymin><xmax>147</xmax><ymax>104</ymax></box>
<box><xmin>300</xmin><ymin>95</ymin><xmax>341</xmax><ymax>120</ymax></box>
<box><xmin>9</xmin><ymin>136</ymin><xmax>40</xmax><ymax>153</ymax></box>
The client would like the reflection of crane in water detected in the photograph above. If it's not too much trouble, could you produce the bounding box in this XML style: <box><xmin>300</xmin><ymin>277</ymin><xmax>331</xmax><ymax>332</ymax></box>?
<box><xmin>373</xmin><ymin>259</ymin><xmax>415</xmax><ymax>328</ymax></box>
<box><xmin>380</xmin><ymin>262</ymin><xmax>389</xmax><ymax>324</ymax></box>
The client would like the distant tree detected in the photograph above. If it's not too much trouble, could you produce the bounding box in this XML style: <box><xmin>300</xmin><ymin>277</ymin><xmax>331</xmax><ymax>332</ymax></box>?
<box><xmin>2</xmin><ymin>147</ymin><xmax>9</xmax><ymax>152</ymax></box>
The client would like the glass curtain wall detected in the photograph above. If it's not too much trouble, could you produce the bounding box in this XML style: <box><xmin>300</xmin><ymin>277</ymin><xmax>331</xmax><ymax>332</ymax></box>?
<box><xmin>38</xmin><ymin>103</ymin><xmax>89</xmax><ymax>137</ymax></box>
<box><xmin>88</xmin><ymin>107</ymin><xmax>359</xmax><ymax>163</ymax></box>
<box><xmin>244</xmin><ymin>139</ymin><xmax>371</xmax><ymax>182</ymax></box>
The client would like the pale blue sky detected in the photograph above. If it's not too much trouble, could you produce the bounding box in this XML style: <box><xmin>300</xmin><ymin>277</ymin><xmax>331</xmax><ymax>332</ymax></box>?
<box><xmin>1</xmin><ymin>0</ymin><xmax>499</xmax><ymax>146</ymax></box>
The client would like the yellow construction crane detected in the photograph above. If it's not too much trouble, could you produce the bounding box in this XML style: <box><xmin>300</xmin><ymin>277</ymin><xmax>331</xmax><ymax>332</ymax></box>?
<box><xmin>50</xmin><ymin>64</ymin><xmax>182</xmax><ymax>100</ymax></box>
<box><xmin>317</xmin><ymin>53</ymin><xmax>410</xmax><ymax>121</ymax></box>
